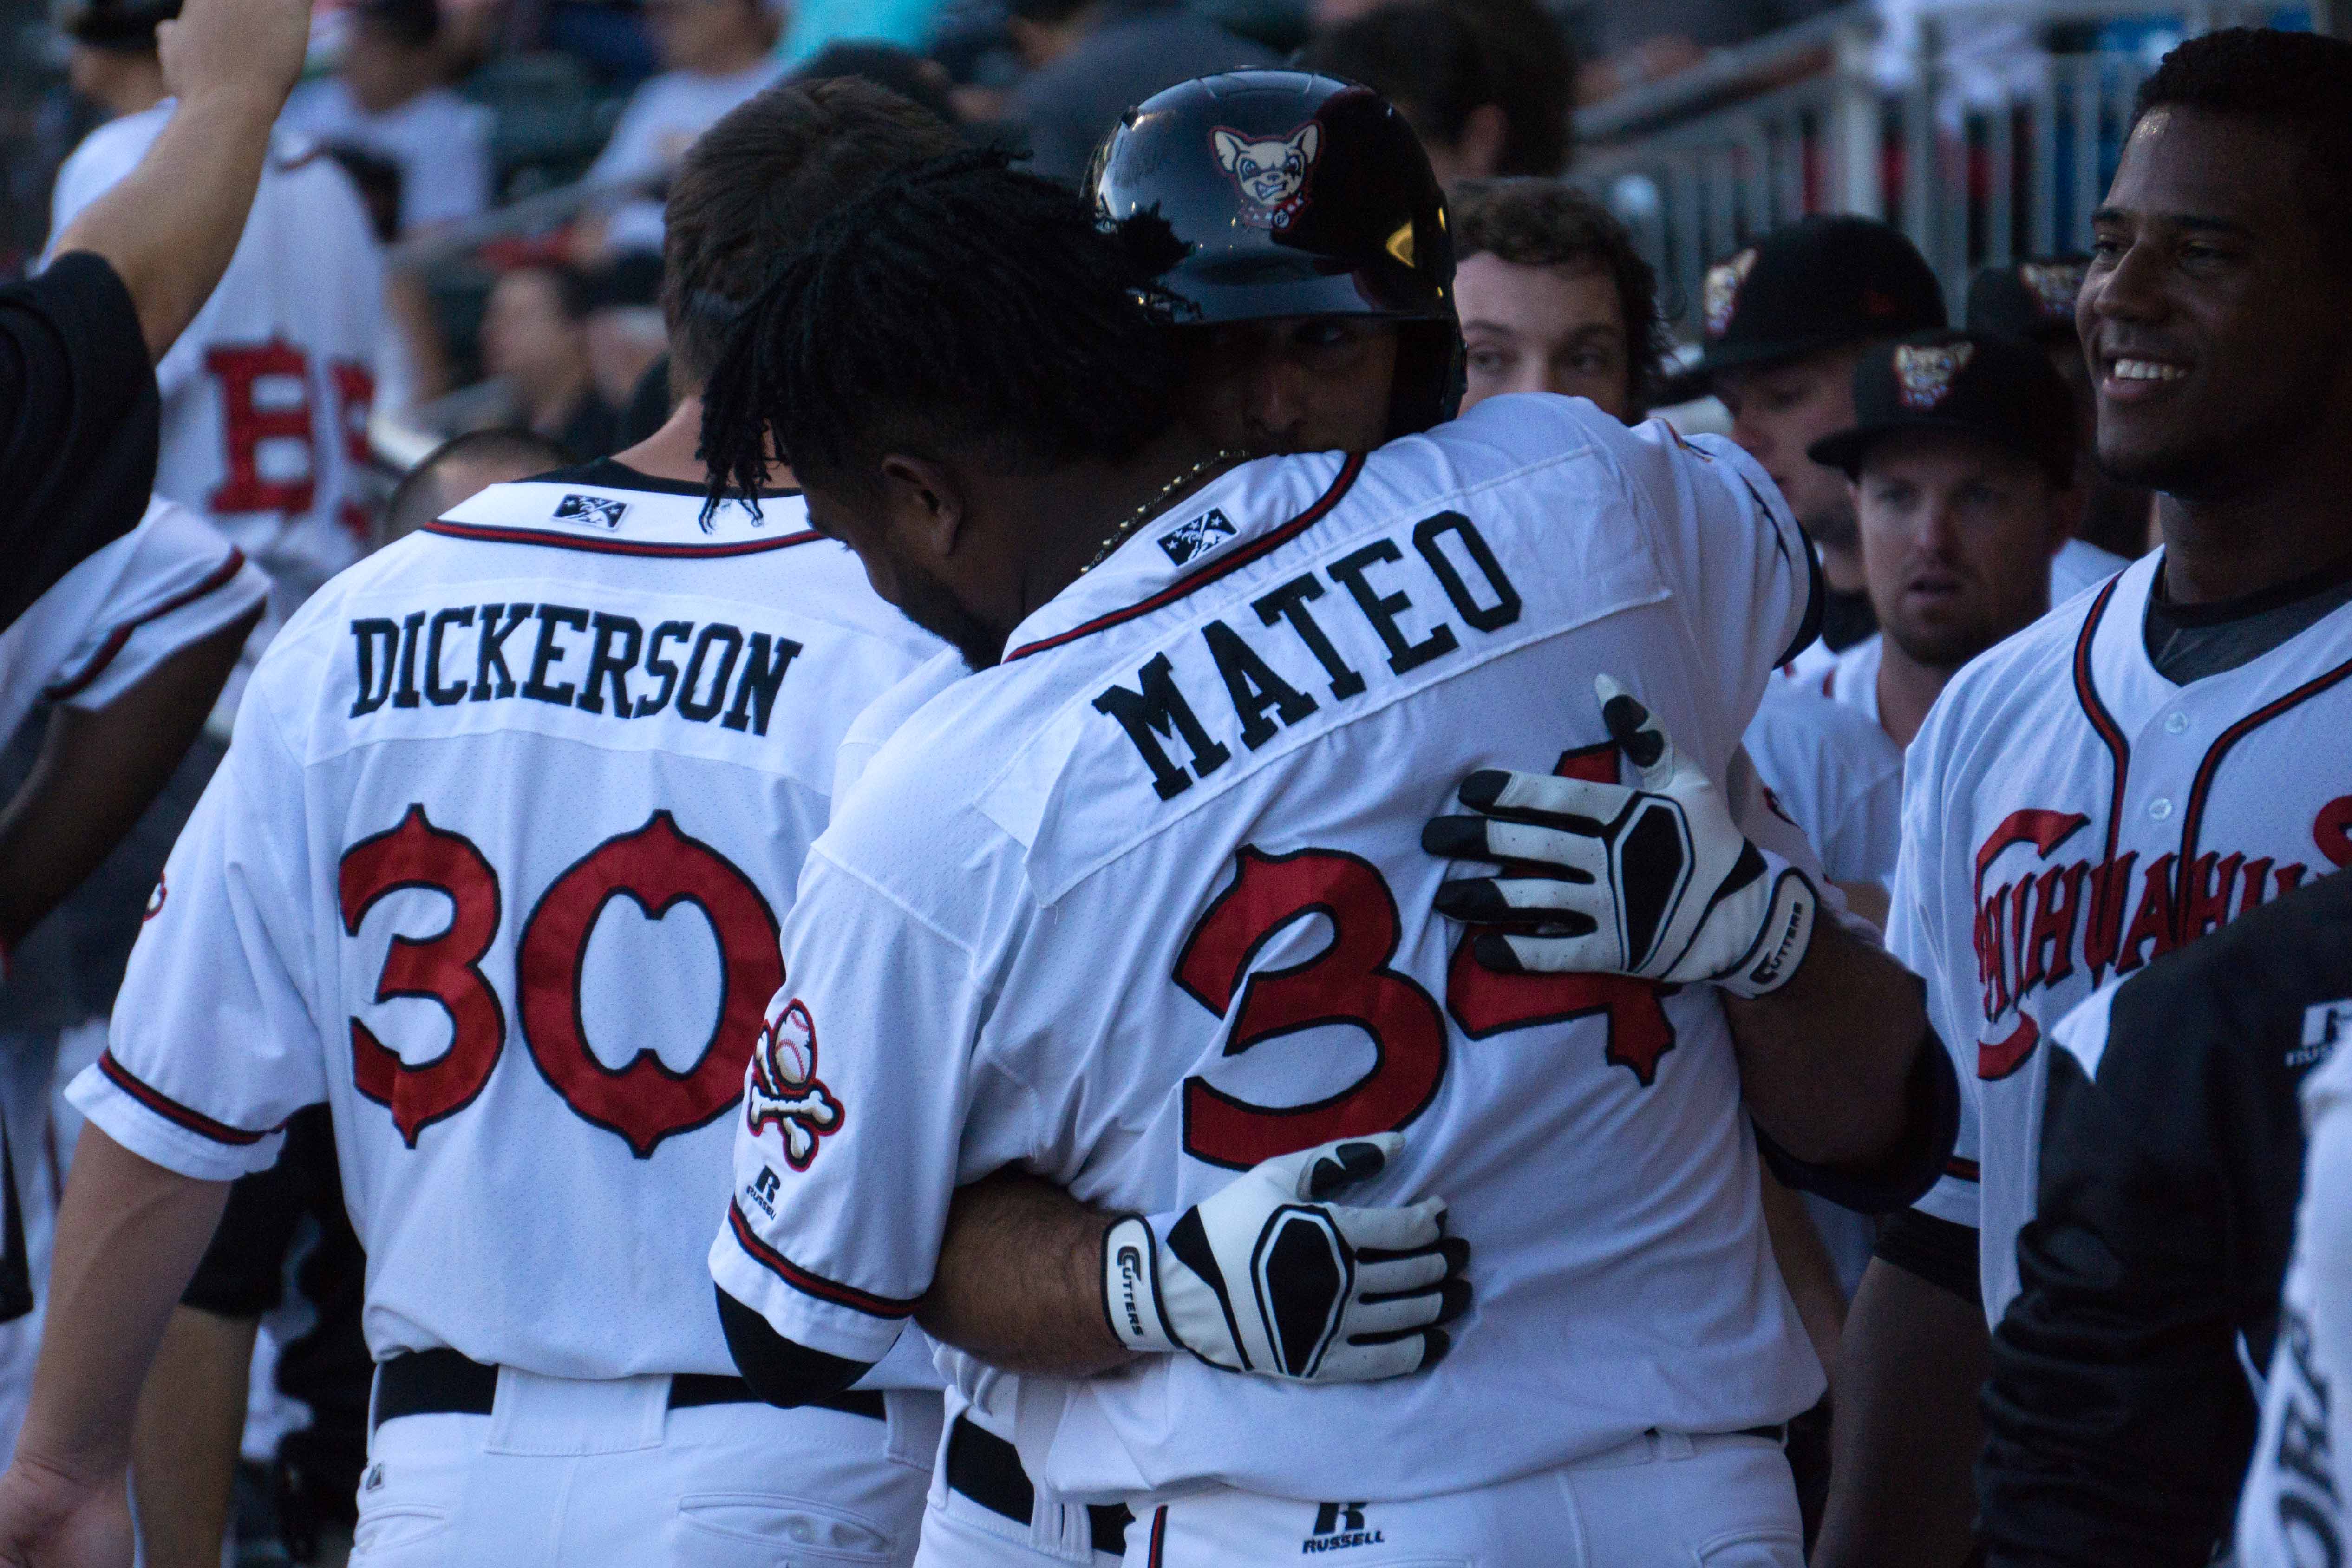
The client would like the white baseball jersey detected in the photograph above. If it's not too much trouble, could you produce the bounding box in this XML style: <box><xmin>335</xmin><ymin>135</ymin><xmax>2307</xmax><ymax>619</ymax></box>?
<box><xmin>2240</xmin><ymin>1032</ymin><xmax>2352</xmax><ymax>1568</ymax></box>
<box><xmin>0</xmin><ymin>497</ymin><xmax>266</xmax><ymax>742</ymax></box>
<box><xmin>71</xmin><ymin>469</ymin><xmax>941</xmax><ymax>1379</ymax></box>
<box><xmin>49</xmin><ymin>104</ymin><xmax>386</xmax><ymax>725</ymax></box>
<box><xmin>1894</xmin><ymin>549</ymin><xmax>2352</xmax><ymax>1322</ymax></box>
<box><xmin>712</xmin><ymin>394</ymin><xmax>1825</xmax><ymax>1504</ymax></box>
<box><xmin>1743</xmin><ymin>688</ymin><xmax>1901</xmax><ymax>892</ymax></box>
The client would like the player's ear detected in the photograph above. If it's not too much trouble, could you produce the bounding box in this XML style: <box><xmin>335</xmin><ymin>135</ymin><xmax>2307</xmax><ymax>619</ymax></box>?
<box><xmin>875</xmin><ymin>453</ymin><xmax>968</xmax><ymax>560</ymax></box>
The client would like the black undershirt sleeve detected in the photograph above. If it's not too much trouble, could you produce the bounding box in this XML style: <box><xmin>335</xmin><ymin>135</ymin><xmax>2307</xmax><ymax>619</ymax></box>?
<box><xmin>714</xmin><ymin>1286</ymin><xmax>876</xmax><ymax>1407</ymax></box>
<box><xmin>0</xmin><ymin>253</ymin><xmax>160</xmax><ymax>631</ymax></box>
<box><xmin>1874</xmin><ymin>1208</ymin><xmax>1980</xmax><ymax>1306</ymax></box>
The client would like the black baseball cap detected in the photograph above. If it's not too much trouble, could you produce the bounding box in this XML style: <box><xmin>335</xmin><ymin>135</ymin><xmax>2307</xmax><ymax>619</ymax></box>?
<box><xmin>1807</xmin><ymin>330</ymin><xmax>2077</xmax><ymax>487</ymax></box>
<box><xmin>1966</xmin><ymin>256</ymin><xmax>2089</xmax><ymax>346</ymax></box>
<box><xmin>1697</xmin><ymin>215</ymin><xmax>1947</xmax><ymax>377</ymax></box>
<box><xmin>64</xmin><ymin>0</ymin><xmax>180</xmax><ymax>47</ymax></box>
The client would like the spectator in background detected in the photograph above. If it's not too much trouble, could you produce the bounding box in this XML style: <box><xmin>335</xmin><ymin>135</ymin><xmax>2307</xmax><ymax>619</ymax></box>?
<box><xmin>1564</xmin><ymin>0</ymin><xmax>1836</xmax><ymax>103</ymax></box>
<box><xmin>583</xmin><ymin>251</ymin><xmax>666</xmax><ymax>414</ymax></box>
<box><xmin>1300</xmin><ymin>0</ymin><xmax>1572</xmax><ymax>181</ymax></box>
<box><xmin>584</xmin><ymin>0</ymin><xmax>784</xmax><ymax>251</ymax></box>
<box><xmin>279</xmin><ymin>0</ymin><xmax>493</xmax><ymax>235</ymax></box>
<box><xmin>1450</xmin><ymin>177</ymin><xmax>1662</xmax><ymax>418</ymax></box>
<box><xmin>480</xmin><ymin>261</ymin><xmax>618</xmax><ymax>460</ymax></box>
<box><xmin>998</xmin><ymin>0</ymin><xmax>1276</xmax><ymax>184</ymax></box>
<box><xmin>1968</xmin><ymin>254</ymin><xmax>2153</xmax><ymax>562</ymax></box>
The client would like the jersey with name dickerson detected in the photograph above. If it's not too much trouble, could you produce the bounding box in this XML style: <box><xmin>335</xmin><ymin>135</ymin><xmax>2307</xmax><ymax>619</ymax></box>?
<box><xmin>1893</xmin><ymin>550</ymin><xmax>2352</xmax><ymax>1321</ymax></box>
<box><xmin>710</xmin><ymin>394</ymin><xmax>1827</xmax><ymax>1504</ymax></box>
<box><xmin>73</xmin><ymin>473</ymin><xmax>941</xmax><ymax>1381</ymax></box>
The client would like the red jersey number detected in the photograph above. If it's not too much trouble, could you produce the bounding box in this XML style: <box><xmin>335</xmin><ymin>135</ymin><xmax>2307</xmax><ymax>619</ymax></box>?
<box><xmin>340</xmin><ymin>806</ymin><xmax>781</xmax><ymax>1155</ymax></box>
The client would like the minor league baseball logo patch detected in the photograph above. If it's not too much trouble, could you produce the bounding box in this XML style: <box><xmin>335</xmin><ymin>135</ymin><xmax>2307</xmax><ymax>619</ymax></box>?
<box><xmin>745</xmin><ymin>999</ymin><xmax>843</xmax><ymax>1170</ymax></box>
<box><xmin>1704</xmin><ymin>249</ymin><xmax>1757</xmax><ymax>339</ymax></box>
<box><xmin>1159</xmin><ymin>507</ymin><xmax>1237</xmax><ymax>567</ymax></box>
<box><xmin>2019</xmin><ymin>260</ymin><xmax>2086</xmax><ymax>321</ymax></box>
<box><xmin>1212</xmin><ymin>123</ymin><xmax>1322</xmax><ymax>229</ymax></box>
<box><xmin>1895</xmin><ymin>341</ymin><xmax>1974</xmax><ymax>409</ymax></box>
<box><xmin>554</xmin><ymin>494</ymin><xmax>629</xmax><ymax>529</ymax></box>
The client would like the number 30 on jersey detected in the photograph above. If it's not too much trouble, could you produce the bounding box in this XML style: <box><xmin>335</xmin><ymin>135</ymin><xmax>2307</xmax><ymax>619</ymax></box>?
<box><xmin>338</xmin><ymin>804</ymin><xmax>781</xmax><ymax>1156</ymax></box>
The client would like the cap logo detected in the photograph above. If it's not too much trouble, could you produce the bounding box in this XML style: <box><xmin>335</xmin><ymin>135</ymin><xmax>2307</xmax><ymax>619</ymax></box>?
<box><xmin>1894</xmin><ymin>341</ymin><xmax>1974</xmax><ymax>408</ymax></box>
<box><xmin>1211</xmin><ymin>122</ymin><xmax>1323</xmax><ymax>230</ymax></box>
<box><xmin>2019</xmin><ymin>261</ymin><xmax>2086</xmax><ymax>321</ymax></box>
<box><xmin>1704</xmin><ymin>249</ymin><xmax>1756</xmax><ymax>338</ymax></box>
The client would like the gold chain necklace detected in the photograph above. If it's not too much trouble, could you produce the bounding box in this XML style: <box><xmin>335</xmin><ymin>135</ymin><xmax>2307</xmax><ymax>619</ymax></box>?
<box><xmin>1079</xmin><ymin>449</ymin><xmax>1244</xmax><ymax>575</ymax></box>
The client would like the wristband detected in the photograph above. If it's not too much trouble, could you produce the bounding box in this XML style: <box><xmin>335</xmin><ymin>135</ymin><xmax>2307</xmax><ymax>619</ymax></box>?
<box><xmin>1101</xmin><ymin>1214</ymin><xmax>1176</xmax><ymax>1355</ymax></box>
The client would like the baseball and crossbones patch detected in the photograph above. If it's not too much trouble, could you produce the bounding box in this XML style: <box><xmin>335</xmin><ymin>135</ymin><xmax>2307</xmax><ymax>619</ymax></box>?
<box><xmin>745</xmin><ymin>998</ymin><xmax>843</xmax><ymax>1170</ymax></box>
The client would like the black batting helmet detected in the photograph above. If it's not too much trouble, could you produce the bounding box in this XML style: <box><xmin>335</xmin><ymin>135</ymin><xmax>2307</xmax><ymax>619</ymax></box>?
<box><xmin>1090</xmin><ymin>70</ymin><xmax>1463</xmax><ymax>440</ymax></box>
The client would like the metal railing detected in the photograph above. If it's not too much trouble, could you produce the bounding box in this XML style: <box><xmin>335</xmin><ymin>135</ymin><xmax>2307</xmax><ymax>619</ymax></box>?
<box><xmin>1572</xmin><ymin>1</ymin><xmax>2298</xmax><ymax>341</ymax></box>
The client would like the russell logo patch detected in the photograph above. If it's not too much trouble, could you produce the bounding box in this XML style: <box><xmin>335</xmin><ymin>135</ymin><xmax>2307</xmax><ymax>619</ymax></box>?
<box><xmin>1212</xmin><ymin>122</ymin><xmax>1322</xmax><ymax>229</ymax></box>
<box><xmin>1895</xmin><ymin>341</ymin><xmax>1974</xmax><ymax>409</ymax></box>
<box><xmin>554</xmin><ymin>494</ymin><xmax>629</xmax><ymax>529</ymax></box>
<box><xmin>745</xmin><ymin>999</ymin><xmax>843</xmax><ymax>1170</ymax></box>
<box><xmin>1159</xmin><ymin>507</ymin><xmax>1237</xmax><ymax>567</ymax></box>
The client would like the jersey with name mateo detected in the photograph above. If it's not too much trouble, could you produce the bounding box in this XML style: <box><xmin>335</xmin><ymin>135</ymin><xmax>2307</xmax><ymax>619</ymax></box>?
<box><xmin>1894</xmin><ymin>550</ymin><xmax>2352</xmax><ymax>1322</ymax></box>
<box><xmin>710</xmin><ymin>394</ymin><xmax>1823</xmax><ymax>1503</ymax></box>
<box><xmin>73</xmin><ymin>470</ymin><xmax>939</xmax><ymax>1379</ymax></box>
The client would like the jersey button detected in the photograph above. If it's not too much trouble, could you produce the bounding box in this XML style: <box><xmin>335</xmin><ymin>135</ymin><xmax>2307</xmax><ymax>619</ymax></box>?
<box><xmin>2165</xmin><ymin>712</ymin><xmax>2189</xmax><ymax>734</ymax></box>
<box><xmin>2149</xmin><ymin>797</ymin><xmax>2175</xmax><ymax>820</ymax></box>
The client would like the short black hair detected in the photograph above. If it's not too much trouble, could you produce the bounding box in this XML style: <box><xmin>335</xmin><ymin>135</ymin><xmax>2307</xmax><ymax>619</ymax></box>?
<box><xmin>2133</xmin><ymin>27</ymin><xmax>2352</xmax><ymax>256</ymax></box>
<box><xmin>1300</xmin><ymin>0</ymin><xmax>1571</xmax><ymax>177</ymax></box>
<box><xmin>701</xmin><ymin>152</ymin><xmax>1183</xmax><ymax>504</ymax></box>
<box><xmin>663</xmin><ymin>78</ymin><xmax>960</xmax><ymax>392</ymax></box>
<box><xmin>1451</xmin><ymin>177</ymin><xmax>1666</xmax><ymax>412</ymax></box>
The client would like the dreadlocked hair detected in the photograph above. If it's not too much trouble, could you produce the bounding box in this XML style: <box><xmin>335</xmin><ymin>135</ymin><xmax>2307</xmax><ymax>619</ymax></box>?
<box><xmin>700</xmin><ymin>150</ymin><xmax>1188</xmax><ymax>516</ymax></box>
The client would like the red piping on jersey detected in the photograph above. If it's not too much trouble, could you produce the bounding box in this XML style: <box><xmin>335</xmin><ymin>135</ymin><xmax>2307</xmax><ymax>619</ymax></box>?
<box><xmin>1148</xmin><ymin>1506</ymin><xmax>1168</xmax><ymax>1567</ymax></box>
<box><xmin>1946</xmin><ymin>1155</ymin><xmax>1981</xmax><ymax>1182</ymax></box>
<box><xmin>44</xmin><ymin>549</ymin><xmax>250</xmax><ymax>703</ymax></box>
<box><xmin>1002</xmin><ymin>453</ymin><xmax>1366</xmax><ymax>663</ymax></box>
<box><xmin>2171</xmin><ymin>648</ymin><xmax>2352</xmax><ymax>940</ymax></box>
<box><xmin>2069</xmin><ymin>575</ymin><xmax>2133</xmax><ymax>869</ymax></box>
<box><xmin>725</xmin><ymin>1200</ymin><xmax>919</xmax><ymax>1320</ymax></box>
<box><xmin>420</xmin><ymin>520</ymin><xmax>823</xmax><ymax>559</ymax></box>
<box><xmin>97</xmin><ymin>1050</ymin><xmax>280</xmax><ymax>1147</ymax></box>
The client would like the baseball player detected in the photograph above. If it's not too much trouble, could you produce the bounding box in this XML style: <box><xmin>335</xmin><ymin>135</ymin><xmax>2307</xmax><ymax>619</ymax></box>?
<box><xmin>0</xmin><ymin>82</ymin><xmax>963</xmax><ymax>1565</ymax></box>
<box><xmin>1802</xmin><ymin>29</ymin><xmax>2352</xmax><ymax>1568</ymax></box>
<box><xmin>0</xmin><ymin>499</ymin><xmax>266</xmax><ymax>1462</ymax></box>
<box><xmin>1966</xmin><ymin>865</ymin><xmax>2352</xmax><ymax>1565</ymax></box>
<box><xmin>699</xmin><ymin>153</ymin><xmax>1952</xmax><ymax>1563</ymax></box>
<box><xmin>51</xmin><ymin>0</ymin><xmax>387</xmax><ymax>732</ymax></box>
<box><xmin>1744</xmin><ymin>329</ymin><xmax>2089</xmax><ymax>920</ymax></box>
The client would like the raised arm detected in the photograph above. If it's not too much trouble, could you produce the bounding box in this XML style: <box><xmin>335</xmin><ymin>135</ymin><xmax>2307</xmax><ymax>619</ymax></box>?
<box><xmin>48</xmin><ymin>0</ymin><xmax>310</xmax><ymax>363</ymax></box>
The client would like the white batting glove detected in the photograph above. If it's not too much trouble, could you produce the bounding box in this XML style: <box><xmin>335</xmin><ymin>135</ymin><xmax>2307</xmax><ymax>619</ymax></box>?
<box><xmin>1101</xmin><ymin>1134</ymin><xmax>1468</xmax><ymax>1382</ymax></box>
<box><xmin>1424</xmin><ymin>675</ymin><xmax>1818</xmax><ymax>998</ymax></box>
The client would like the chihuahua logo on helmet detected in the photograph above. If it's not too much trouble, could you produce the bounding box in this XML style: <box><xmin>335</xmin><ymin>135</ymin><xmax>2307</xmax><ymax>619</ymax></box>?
<box><xmin>1211</xmin><ymin>122</ymin><xmax>1323</xmax><ymax>229</ymax></box>
<box><xmin>2019</xmin><ymin>261</ymin><xmax>2086</xmax><ymax>322</ymax></box>
<box><xmin>1894</xmin><ymin>341</ymin><xmax>1974</xmax><ymax>409</ymax></box>
<box><xmin>1704</xmin><ymin>249</ymin><xmax>1757</xmax><ymax>339</ymax></box>
<box><xmin>745</xmin><ymin>998</ymin><xmax>843</xmax><ymax>1171</ymax></box>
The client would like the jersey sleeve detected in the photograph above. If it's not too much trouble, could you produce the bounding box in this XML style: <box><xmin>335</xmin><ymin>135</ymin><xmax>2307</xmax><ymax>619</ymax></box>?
<box><xmin>65</xmin><ymin>694</ymin><xmax>329</xmax><ymax>1180</ymax></box>
<box><xmin>1887</xmin><ymin>707</ymin><xmax>1984</xmax><ymax>1235</ymax></box>
<box><xmin>710</xmin><ymin>847</ymin><xmax>1023</xmax><ymax>1365</ymax></box>
<box><xmin>1612</xmin><ymin>417</ymin><xmax>1818</xmax><ymax>729</ymax></box>
<box><xmin>42</xmin><ymin>500</ymin><xmax>267</xmax><ymax>711</ymax></box>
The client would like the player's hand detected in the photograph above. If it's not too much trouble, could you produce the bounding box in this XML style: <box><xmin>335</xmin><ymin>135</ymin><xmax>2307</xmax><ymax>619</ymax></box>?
<box><xmin>1424</xmin><ymin>674</ymin><xmax>1818</xmax><ymax>998</ymax></box>
<box><xmin>156</xmin><ymin>0</ymin><xmax>311</xmax><ymax>114</ymax></box>
<box><xmin>1100</xmin><ymin>1134</ymin><xmax>1468</xmax><ymax>1382</ymax></box>
<box><xmin>0</xmin><ymin>1452</ymin><xmax>132</xmax><ymax>1568</ymax></box>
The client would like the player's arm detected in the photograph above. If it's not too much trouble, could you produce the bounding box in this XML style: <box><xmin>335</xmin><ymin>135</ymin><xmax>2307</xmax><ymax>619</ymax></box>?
<box><xmin>0</xmin><ymin>609</ymin><xmax>255</xmax><ymax>955</ymax></box>
<box><xmin>48</xmin><ymin>0</ymin><xmax>309</xmax><ymax>361</ymax></box>
<box><xmin>0</xmin><ymin>1129</ymin><xmax>229</xmax><ymax>1564</ymax></box>
<box><xmin>127</xmin><ymin>1308</ymin><xmax>256</xmax><ymax>1568</ymax></box>
<box><xmin>1425</xmin><ymin>677</ymin><xmax>1949</xmax><ymax>1191</ymax></box>
<box><xmin>1816</xmin><ymin>1245</ymin><xmax>1987</xmax><ymax>1568</ymax></box>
